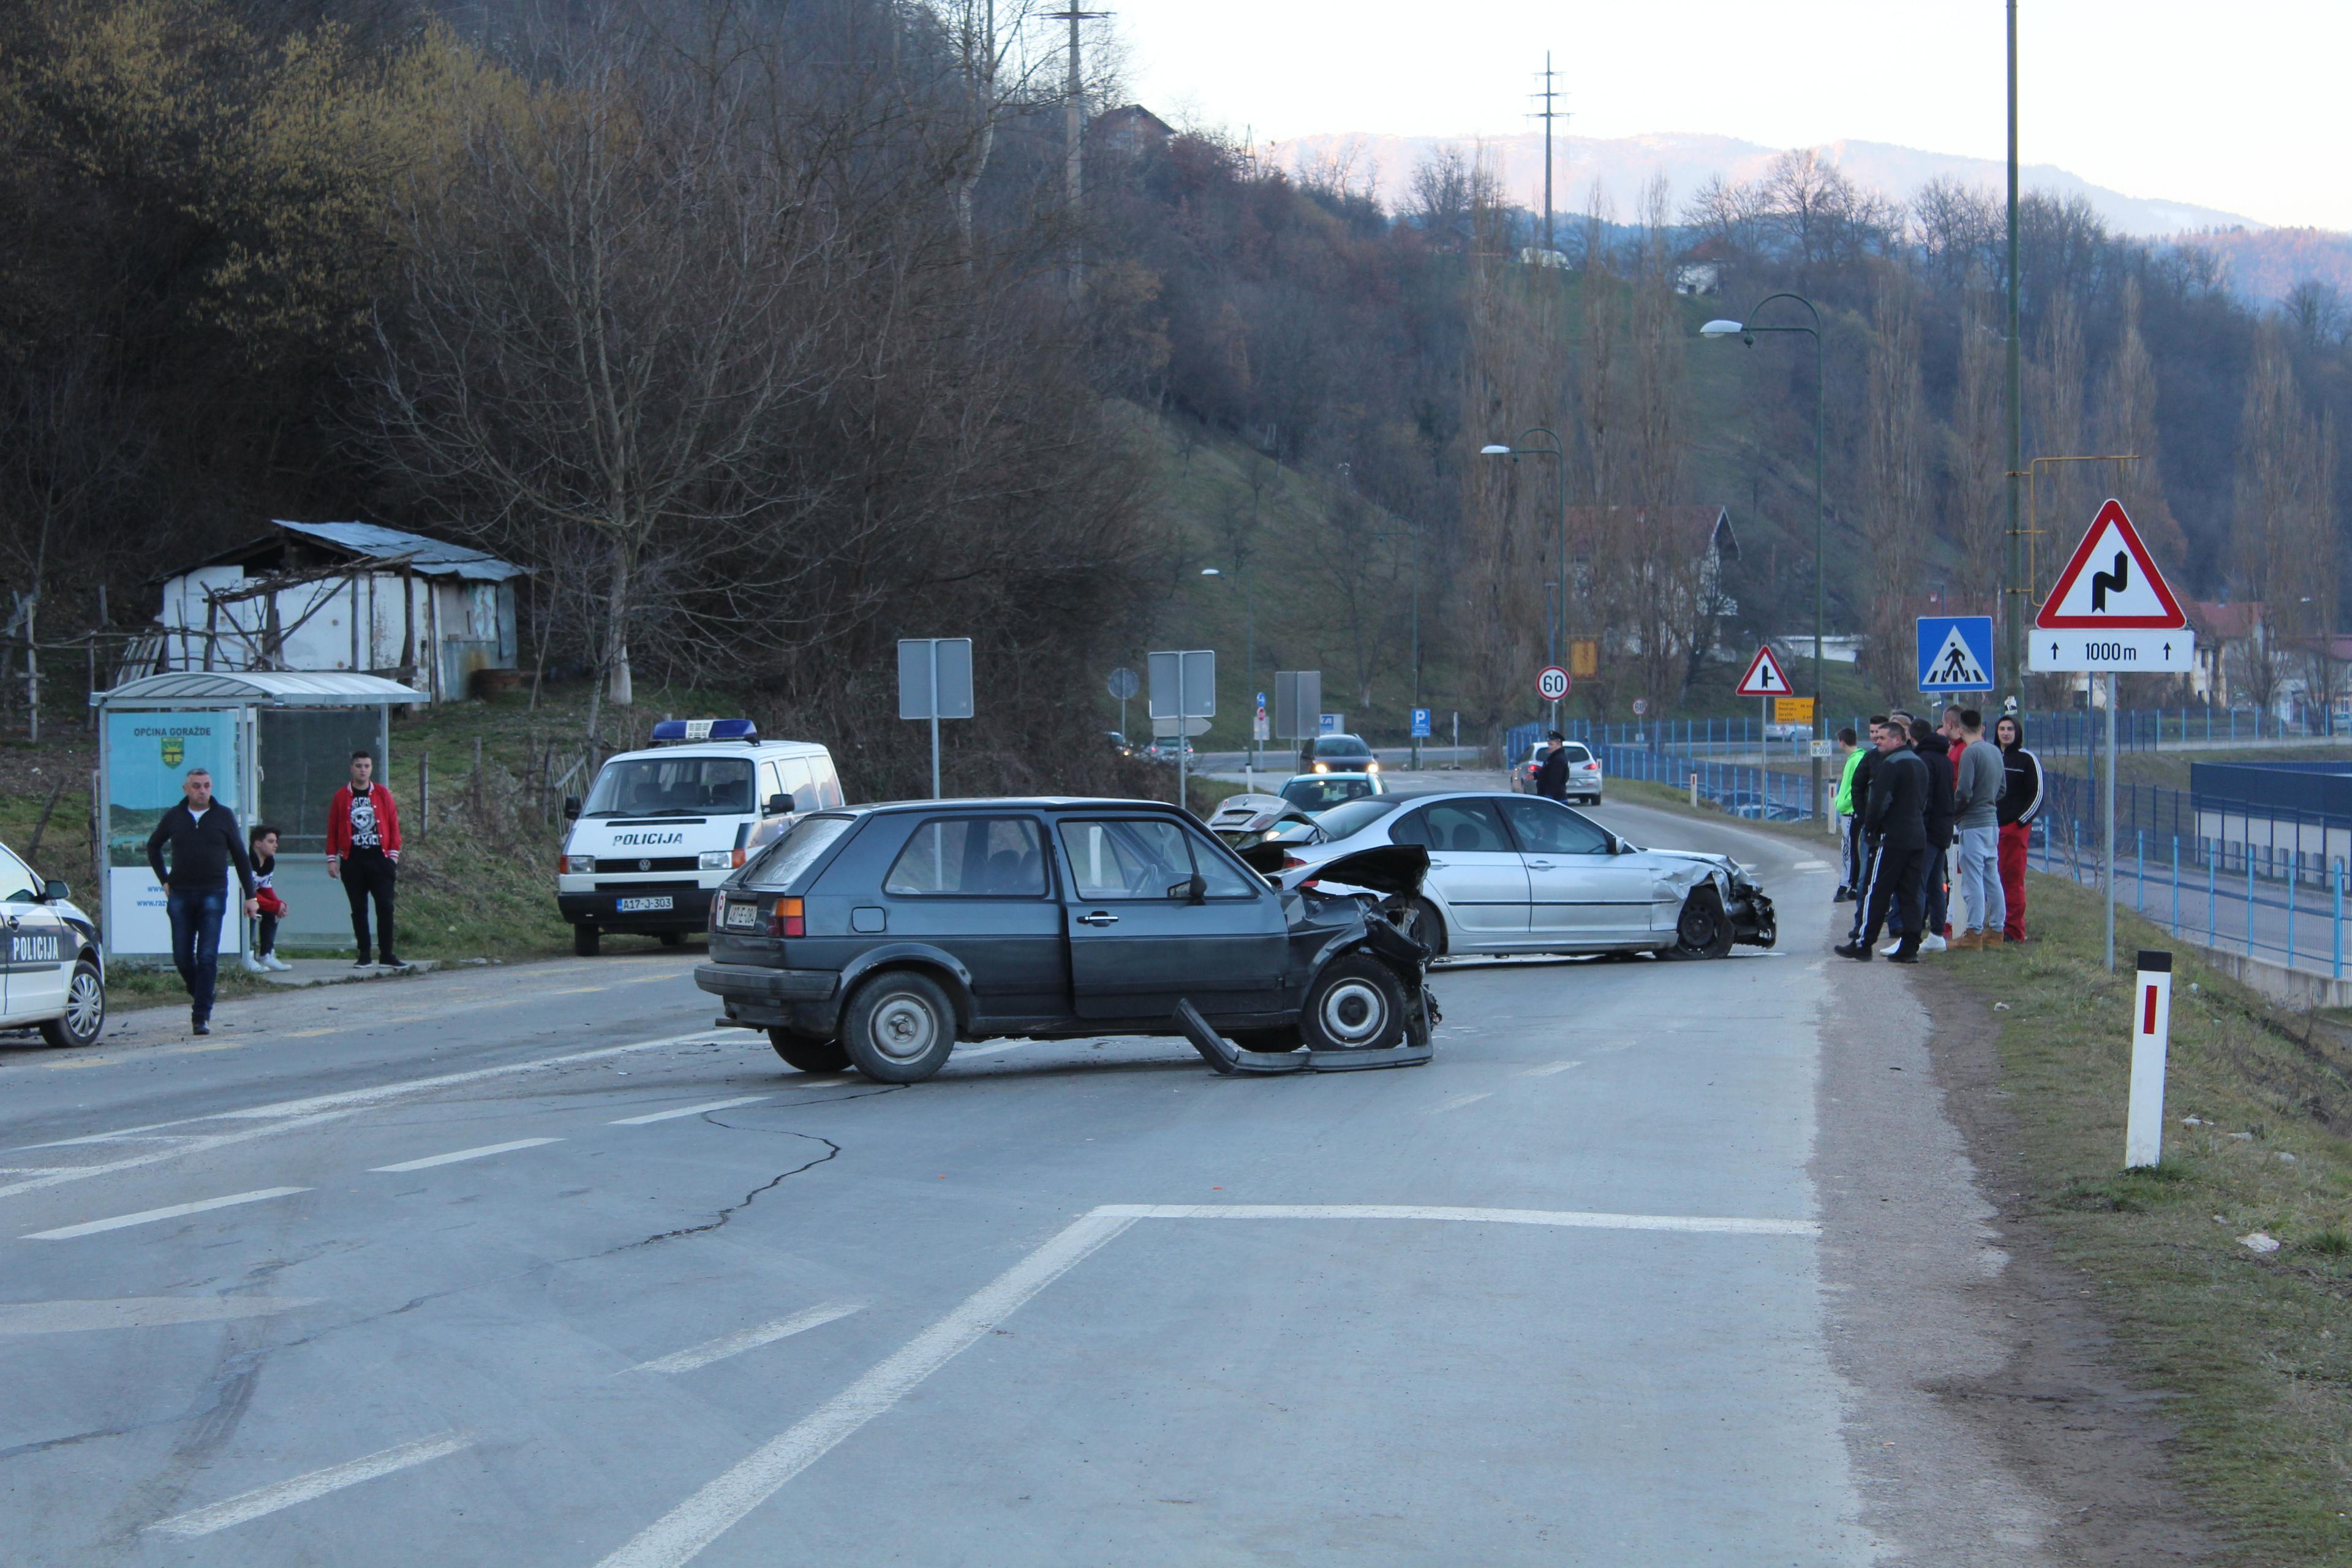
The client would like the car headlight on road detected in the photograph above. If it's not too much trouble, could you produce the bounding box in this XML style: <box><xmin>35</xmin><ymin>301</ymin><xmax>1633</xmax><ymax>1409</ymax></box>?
<box><xmin>563</xmin><ymin>854</ymin><xmax>594</xmax><ymax>874</ymax></box>
<box><xmin>698</xmin><ymin>850</ymin><xmax>736</xmax><ymax>870</ymax></box>
<box><xmin>1314</xmin><ymin>761</ymin><xmax>1329</xmax><ymax>773</ymax></box>
<box><xmin>1365</xmin><ymin>760</ymin><xmax>1379</xmax><ymax>773</ymax></box>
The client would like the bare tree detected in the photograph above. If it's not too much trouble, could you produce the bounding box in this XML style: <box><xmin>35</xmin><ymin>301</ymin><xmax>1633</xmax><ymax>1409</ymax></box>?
<box><xmin>2026</xmin><ymin>292</ymin><xmax>2091</xmax><ymax>586</ymax></box>
<box><xmin>2095</xmin><ymin>276</ymin><xmax>2187</xmax><ymax>564</ymax></box>
<box><xmin>1947</xmin><ymin>278</ymin><xmax>2005</xmax><ymax>620</ymax></box>
<box><xmin>1861</xmin><ymin>266</ymin><xmax>1926</xmax><ymax>703</ymax></box>
<box><xmin>2234</xmin><ymin>319</ymin><xmax>2340</xmax><ymax>718</ymax></box>
<box><xmin>374</xmin><ymin>32</ymin><xmax>848</xmax><ymax>739</ymax></box>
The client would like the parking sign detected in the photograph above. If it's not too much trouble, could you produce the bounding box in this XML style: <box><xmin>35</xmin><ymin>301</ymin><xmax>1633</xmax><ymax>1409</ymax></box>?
<box><xmin>1410</xmin><ymin>707</ymin><xmax>1431</xmax><ymax>737</ymax></box>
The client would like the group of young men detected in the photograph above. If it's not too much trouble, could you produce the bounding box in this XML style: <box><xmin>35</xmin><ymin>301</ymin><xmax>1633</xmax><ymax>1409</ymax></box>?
<box><xmin>143</xmin><ymin>750</ymin><xmax>407</xmax><ymax>1033</ymax></box>
<box><xmin>1830</xmin><ymin>706</ymin><xmax>2042</xmax><ymax>964</ymax></box>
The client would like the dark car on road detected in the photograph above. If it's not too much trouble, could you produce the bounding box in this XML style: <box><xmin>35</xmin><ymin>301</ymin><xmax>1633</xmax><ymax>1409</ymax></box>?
<box><xmin>1297</xmin><ymin>733</ymin><xmax>1378</xmax><ymax>774</ymax></box>
<box><xmin>695</xmin><ymin>799</ymin><xmax>1436</xmax><ymax>1083</ymax></box>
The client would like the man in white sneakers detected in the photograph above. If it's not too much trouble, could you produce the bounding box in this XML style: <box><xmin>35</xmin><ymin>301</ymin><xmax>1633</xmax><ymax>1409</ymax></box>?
<box><xmin>327</xmin><ymin>750</ymin><xmax>405</xmax><ymax>969</ymax></box>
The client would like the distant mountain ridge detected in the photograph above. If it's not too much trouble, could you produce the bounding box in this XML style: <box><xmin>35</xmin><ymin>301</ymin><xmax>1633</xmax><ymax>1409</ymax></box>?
<box><xmin>1268</xmin><ymin>129</ymin><xmax>2352</xmax><ymax>304</ymax></box>
<box><xmin>1271</xmin><ymin>129</ymin><xmax>2264</xmax><ymax>237</ymax></box>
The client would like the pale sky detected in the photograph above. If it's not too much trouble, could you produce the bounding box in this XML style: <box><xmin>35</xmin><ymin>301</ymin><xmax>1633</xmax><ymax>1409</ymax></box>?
<box><xmin>1103</xmin><ymin>1</ymin><xmax>2350</xmax><ymax>232</ymax></box>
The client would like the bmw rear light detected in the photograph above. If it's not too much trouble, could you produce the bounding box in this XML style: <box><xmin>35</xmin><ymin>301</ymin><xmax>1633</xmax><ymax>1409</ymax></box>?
<box><xmin>1281</xmin><ymin>854</ymin><xmax>1307</xmax><ymax>870</ymax></box>
<box><xmin>764</xmin><ymin>897</ymin><xmax>805</xmax><ymax>938</ymax></box>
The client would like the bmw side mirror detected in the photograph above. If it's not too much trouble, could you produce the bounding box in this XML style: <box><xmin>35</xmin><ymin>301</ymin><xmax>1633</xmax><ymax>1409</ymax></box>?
<box><xmin>42</xmin><ymin>879</ymin><xmax>68</xmax><ymax>903</ymax></box>
<box><xmin>563</xmin><ymin>795</ymin><xmax>581</xmax><ymax>820</ymax></box>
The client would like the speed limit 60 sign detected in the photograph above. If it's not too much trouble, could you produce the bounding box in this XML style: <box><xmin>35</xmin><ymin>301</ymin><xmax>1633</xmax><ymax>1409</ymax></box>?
<box><xmin>1537</xmin><ymin>665</ymin><xmax>1570</xmax><ymax>702</ymax></box>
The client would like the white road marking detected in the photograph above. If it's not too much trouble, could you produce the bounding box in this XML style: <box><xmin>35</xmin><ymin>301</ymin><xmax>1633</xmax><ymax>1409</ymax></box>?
<box><xmin>1427</xmin><ymin>1092</ymin><xmax>1492</xmax><ymax>1114</ymax></box>
<box><xmin>24</xmin><ymin>1188</ymin><xmax>311</xmax><ymax>1240</ymax></box>
<box><xmin>0</xmin><ymin>1031</ymin><xmax>720</xmax><ymax>1203</ymax></box>
<box><xmin>146</xmin><ymin>1431</ymin><xmax>473</xmax><ymax>1537</ymax></box>
<box><xmin>610</xmin><ymin>1096</ymin><xmax>770</xmax><ymax>1126</ymax></box>
<box><xmin>0</xmin><ymin>1295</ymin><xmax>319</xmax><ymax>1334</ymax></box>
<box><xmin>591</xmin><ymin>1211</ymin><xmax>1139</xmax><ymax>1568</ymax></box>
<box><xmin>1098</xmin><ymin>1203</ymin><xmax>1819</xmax><ymax>1236</ymax></box>
<box><xmin>1520</xmin><ymin>1060</ymin><xmax>1583</xmax><ymax>1076</ymax></box>
<box><xmin>595</xmin><ymin>1200</ymin><xmax>1811</xmax><ymax>1564</ymax></box>
<box><xmin>631</xmin><ymin>1303</ymin><xmax>864</xmax><ymax>1374</ymax></box>
<box><xmin>953</xmin><ymin>1041</ymin><xmax>1029</xmax><ymax>1058</ymax></box>
<box><xmin>1790</xmin><ymin>860</ymin><xmax>1831</xmax><ymax>872</ymax></box>
<box><xmin>370</xmin><ymin>1137</ymin><xmax>561</xmax><ymax>1173</ymax></box>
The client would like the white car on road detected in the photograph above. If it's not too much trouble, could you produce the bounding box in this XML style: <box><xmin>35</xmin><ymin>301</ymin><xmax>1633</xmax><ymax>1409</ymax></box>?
<box><xmin>1263</xmin><ymin>793</ymin><xmax>1774</xmax><ymax>960</ymax></box>
<box><xmin>0</xmin><ymin>837</ymin><xmax>105</xmax><ymax>1047</ymax></box>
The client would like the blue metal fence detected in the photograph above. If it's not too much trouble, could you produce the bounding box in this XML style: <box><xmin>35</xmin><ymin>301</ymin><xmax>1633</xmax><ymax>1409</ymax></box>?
<box><xmin>1510</xmin><ymin>706</ymin><xmax>2343</xmax><ymax>764</ymax></box>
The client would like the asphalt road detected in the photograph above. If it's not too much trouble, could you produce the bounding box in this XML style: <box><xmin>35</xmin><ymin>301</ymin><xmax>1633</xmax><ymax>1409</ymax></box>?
<box><xmin>1</xmin><ymin>799</ymin><xmax>2084</xmax><ymax>1566</ymax></box>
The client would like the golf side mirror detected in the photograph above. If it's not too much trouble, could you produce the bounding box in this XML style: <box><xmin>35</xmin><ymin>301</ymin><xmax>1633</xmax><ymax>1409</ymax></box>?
<box><xmin>1169</xmin><ymin>873</ymin><xmax>1207</xmax><ymax>904</ymax></box>
<box><xmin>42</xmin><ymin>879</ymin><xmax>68</xmax><ymax>902</ymax></box>
<box><xmin>563</xmin><ymin>795</ymin><xmax>581</xmax><ymax>820</ymax></box>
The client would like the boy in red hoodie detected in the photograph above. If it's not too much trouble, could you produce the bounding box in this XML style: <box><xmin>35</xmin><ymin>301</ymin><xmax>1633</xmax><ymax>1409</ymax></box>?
<box><xmin>326</xmin><ymin>750</ymin><xmax>405</xmax><ymax>969</ymax></box>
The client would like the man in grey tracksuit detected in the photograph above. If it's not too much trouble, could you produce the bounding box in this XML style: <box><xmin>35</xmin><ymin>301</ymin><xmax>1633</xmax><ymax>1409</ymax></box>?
<box><xmin>1950</xmin><ymin>708</ymin><xmax>2007</xmax><ymax>949</ymax></box>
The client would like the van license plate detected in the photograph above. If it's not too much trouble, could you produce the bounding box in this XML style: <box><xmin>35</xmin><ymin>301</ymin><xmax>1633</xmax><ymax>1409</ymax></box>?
<box><xmin>616</xmin><ymin>896</ymin><xmax>673</xmax><ymax>913</ymax></box>
<box><xmin>723</xmin><ymin>902</ymin><xmax>758</xmax><ymax>929</ymax></box>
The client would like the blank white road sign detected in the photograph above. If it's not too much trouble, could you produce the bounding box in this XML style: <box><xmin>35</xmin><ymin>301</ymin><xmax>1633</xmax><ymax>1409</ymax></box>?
<box><xmin>1148</xmin><ymin>650</ymin><xmax>1216</xmax><ymax>721</ymax></box>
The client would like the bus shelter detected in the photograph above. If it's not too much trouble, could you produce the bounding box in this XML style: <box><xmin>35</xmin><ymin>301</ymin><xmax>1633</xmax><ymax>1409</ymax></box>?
<box><xmin>89</xmin><ymin>671</ymin><xmax>428</xmax><ymax>960</ymax></box>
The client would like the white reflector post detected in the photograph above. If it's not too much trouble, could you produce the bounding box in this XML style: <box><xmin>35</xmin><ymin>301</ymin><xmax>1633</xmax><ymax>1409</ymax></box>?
<box><xmin>2125</xmin><ymin>949</ymin><xmax>2174</xmax><ymax>1169</ymax></box>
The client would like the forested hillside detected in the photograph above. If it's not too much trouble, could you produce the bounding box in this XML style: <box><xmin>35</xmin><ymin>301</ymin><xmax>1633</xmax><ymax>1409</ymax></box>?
<box><xmin>1</xmin><ymin>0</ymin><xmax>2345</xmax><ymax>779</ymax></box>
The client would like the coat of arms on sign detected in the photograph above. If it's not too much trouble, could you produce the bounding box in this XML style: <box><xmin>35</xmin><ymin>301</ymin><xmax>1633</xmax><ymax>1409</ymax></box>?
<box><xmin>161</xmin><ymin>736</ymin><xmax>184</xmax><ymax>767</ymax></box>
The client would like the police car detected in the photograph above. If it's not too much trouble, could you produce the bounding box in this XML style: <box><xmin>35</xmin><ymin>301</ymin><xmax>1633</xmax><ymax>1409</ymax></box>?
<box><xmin>558</xmin><ymin>720</ymin><xmax>844</xmax><ymax>956</ymax></box>
<box><xmin>0</xmin><ymin>835</ymin><xmax>105</xmax><ymax>1048</ymax></box>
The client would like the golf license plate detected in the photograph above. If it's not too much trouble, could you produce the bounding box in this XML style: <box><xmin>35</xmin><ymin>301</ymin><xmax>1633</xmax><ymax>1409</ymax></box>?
<box><xmin>616</xmin><ymin>895</ymin><xmax>674</xmax><ymax>913</ymax></box>
<box><xmin>723</xmin><ymin>901</ymin><xmax>759</xmax><ymax>929</ymax></box>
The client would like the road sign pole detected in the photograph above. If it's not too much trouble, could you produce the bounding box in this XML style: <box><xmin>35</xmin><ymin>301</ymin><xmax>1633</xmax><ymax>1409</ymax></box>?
<box><xmin>2105</xmin><ymin>672</ymin><xmax>2117</xmax><ymax>971</ymax></box>
<box><xmin>930</xmin><ymin>644</ymin><xmax>942</xmax><ymax>801</ymax></box>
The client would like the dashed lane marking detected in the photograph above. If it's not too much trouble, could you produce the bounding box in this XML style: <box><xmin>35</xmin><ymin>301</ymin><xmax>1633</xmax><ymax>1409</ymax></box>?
<box><xmin>1520</xmin><ymin>1060</ymin><xmax>1583</xmax><ymax>1076</ymax></box>
<box><xmin>592</xmin><ymin>1202</ymin><xmax>1815</xmax><ymax>1567</ymax></box>
<box><xmin>609</xmin><ymin>1096</ymin><xmax>771</xmax><ymax>1126</ymax></box>
<box><xmin>630</xmin><ymin>1304</ymin><xmax>864</xmax><ymax>1374</ymax></box>
<box><xmin>24</xmin><ymin>1187</ymin><xmax>311</xmax><ymax>1240</ymax></box>
<box><xmin>0</xmin><ymin>1295</ymin><xmax>320</xmax><ymax>1334</ymax></box>
<box><xmin>146</xmin><ymin>1431</ymin><xmax>472</xmax><ymax>1537</ymax></box>
<box><xmin>1790</xmin><ymin>860</ymin><xmax>1831</xmax><ymax>871</ymax></box>
<box><xmin>370</xmin><ymin>1137</ymin><xmax>562</xmax><ymax>1173</ymax></box>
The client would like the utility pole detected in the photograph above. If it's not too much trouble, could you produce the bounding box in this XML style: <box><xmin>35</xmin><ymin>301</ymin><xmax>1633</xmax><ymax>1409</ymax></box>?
<box><xmin>2003</xmin><ymin>0</ymin><xmax>2024</xmax><ymax>694</ymax></box>
<box><xmin>1047</xmin><ymin>7</ymin><xmax>1108</xmax><ymax>300</ymax></box>
<box><xmin>1531</xmin><ymin>53</ymin><xmax>1563</xmax><ymax>252</ymax></box>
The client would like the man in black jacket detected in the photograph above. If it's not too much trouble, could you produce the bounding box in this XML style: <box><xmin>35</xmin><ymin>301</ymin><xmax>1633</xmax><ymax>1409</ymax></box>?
<box><xmin>1844</xmin><ymin>718</ymin><xmax>1887</xmax><ymax>941</ymax></box>
<box><xmin>1534</xmin><ymin>733</ymin><xmax>1570</xmax><ymax>801</ymax></box>
<box><xmin>145</xmin><ymin>768</ymin><xmax>259</xmax><ymax>1035</ymax></box>
<box><xmin>1905</xmin><ymin>715</ymin><xmax>1958</xmax><ymax>952</ymax></box>
<box><xmin>1838</xmin><ymin>723</ymin><xmax>1929</xmax><ymax>963</ymax></box>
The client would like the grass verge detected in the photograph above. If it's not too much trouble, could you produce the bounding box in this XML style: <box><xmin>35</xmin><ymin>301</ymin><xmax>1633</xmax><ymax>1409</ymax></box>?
<box><xmin>1615</xmin><ymin>774</ymin><xmax>2352</xmax><ymax>1558</ymax></box>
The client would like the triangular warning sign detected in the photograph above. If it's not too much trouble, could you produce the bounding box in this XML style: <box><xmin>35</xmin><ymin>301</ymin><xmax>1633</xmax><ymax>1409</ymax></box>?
<box><xmin>2037</xmin><ymin>499</ymin><xmax>2186</xmax><ymax>630</ymax></box>
<box><xmin>1735</xmin><ymin>644</ymin><xmax>1792</xmax><ymax>696</ymax></box>
<box><xmin>1924</xmin><ymin>624</ymin><xmax>1988</xmax><ymax>687</ymax></box>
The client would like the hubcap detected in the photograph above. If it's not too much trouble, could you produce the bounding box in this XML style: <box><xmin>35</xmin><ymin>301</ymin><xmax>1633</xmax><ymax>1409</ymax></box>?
<box><xmin>869</xmin><ymin>994</ymin><xmax>938</xmax><ymax>1061</ymax></box>
<box><xmin>1319</xmin><ymin>979</ymin><xmax>1386</xmax><ymax>1046</ymax></box>
<box><xmin>66</xmin><ymin>971</ymin><xmax>102</xmax><ymax>1036</ymax></box>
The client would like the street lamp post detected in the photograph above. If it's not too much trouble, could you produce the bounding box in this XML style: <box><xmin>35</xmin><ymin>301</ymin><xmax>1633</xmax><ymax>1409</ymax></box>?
<box><xmin>1480</xmin><ymin>429</ymin><xmax>1569</xmax><ymax>733</ymax></box>
<box><xmin>1199</xmin><ymin>565</ymin><xmax>1256</xmax><ymax>782</ymax></box>
<box><xmin>1702</xmin><ymin>296</ymin><xmax>1829</xmax><ymax>835</ymax></box>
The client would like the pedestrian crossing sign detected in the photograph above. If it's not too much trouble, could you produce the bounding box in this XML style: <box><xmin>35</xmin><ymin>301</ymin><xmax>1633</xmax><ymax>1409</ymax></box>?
<box><xmin>1915</xmin><ymin>615</ymin><xmax>1996</xmax><ymax>692</ymax></box>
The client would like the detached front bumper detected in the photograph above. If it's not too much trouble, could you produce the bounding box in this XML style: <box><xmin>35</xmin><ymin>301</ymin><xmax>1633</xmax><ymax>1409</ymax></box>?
<box><xmin>694</xmin><ymin>961</ymin><xmax>841</xmax><ymax>1033</ymax></box>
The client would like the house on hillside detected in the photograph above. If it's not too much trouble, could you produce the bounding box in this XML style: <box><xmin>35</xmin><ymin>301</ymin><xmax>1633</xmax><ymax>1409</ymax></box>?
<box><xmin>140</xmin><ymin>520</ymin><xmax>526</xmax><ymax>704</ymax></box>
<box><xmin>2185</xmin><ymin>598</ymin><xmax>2264</xmax><ymax>709</ymax></box>
<box><xmin>1093</xmin><ymin>104</ymin><xmax>1174</xmax><ymax>156</ymax></box>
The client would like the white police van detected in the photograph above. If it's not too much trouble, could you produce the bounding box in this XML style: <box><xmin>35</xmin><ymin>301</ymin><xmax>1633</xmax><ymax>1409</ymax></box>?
<box><xmin>557</xmin><ymin>720</ymin><xmax>843</xmax><ymax>956</ymax></box>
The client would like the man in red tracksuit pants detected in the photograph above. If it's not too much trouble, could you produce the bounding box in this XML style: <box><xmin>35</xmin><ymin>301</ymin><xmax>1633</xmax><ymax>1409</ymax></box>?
<box><xmin>1995</xmin><ymin>715</ymin><xmax>2042</xmax><ymax>943</ymax></box>
<box><xmin>327</xmin><ymin>750</ymin><xmax>405</xmax><ymax>969</ymax></box>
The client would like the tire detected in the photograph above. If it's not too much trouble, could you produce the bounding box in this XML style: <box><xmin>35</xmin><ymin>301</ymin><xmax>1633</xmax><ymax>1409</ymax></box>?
<box><xmin>1231</xmin><ymin>1026</ymin><xmax>1302</xmax><ymax>1054</ymax></box>
<box><xmin>1399</xmin><ymin>897</ymin><xmax>1449</xmax><ymax>958</ymax></box>
<box><xmin>768</xmin><ymin>1029</ymin><xmax>851</xmax><ymax>1073</ymax></box>
<box><xmin>573</xmin><ymin>924</ymin><xmax>600</xmax><ymax>957</ymax></box>
<box><xmin>1298</xmin><ymin>954</ymin><xmax>1408</xmax><ymax>1052</ymax></box>
<box><xmin>839</xmin><ymin>971</ymin><xmax>959</xmax><ymax>1083</ymax></box>
<box><xmin>659</xmin><ymin>932</ymin><xmax>685</xmax><ymax>948</ymax></box>
<box><xmin>1666</xmin><ymin>886</ymin><xmax>1736</xmax><ymax>960</ymax></box>
<box><xmin>37</xmin><ymin>959</ymin><xmax>105</xmax><ymax>1049</ymax></box>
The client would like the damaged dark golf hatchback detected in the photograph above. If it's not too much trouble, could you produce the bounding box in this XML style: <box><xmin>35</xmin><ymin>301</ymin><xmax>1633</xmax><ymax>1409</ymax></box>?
<box><xmin>694</xmin><ymin>799</ymin><xmax>1436</xmax><ymax>1082</ymax></box>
